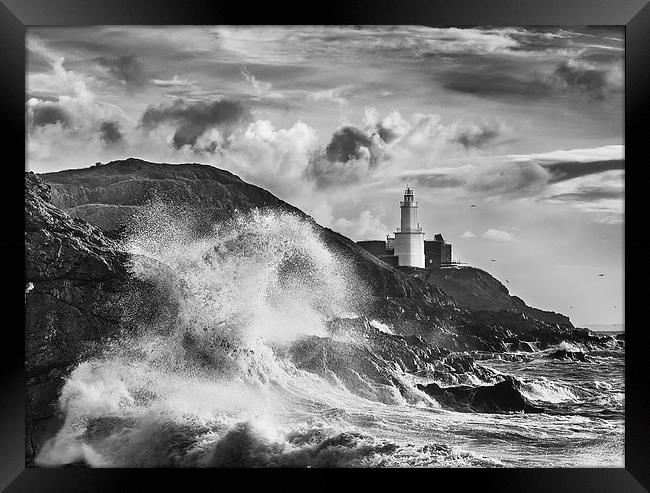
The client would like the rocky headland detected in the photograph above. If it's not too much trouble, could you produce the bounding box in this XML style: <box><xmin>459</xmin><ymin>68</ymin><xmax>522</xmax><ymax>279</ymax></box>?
<box><xmin>25</xmin><ymin>159</ymin><xmax>618</xmax><ymax>464</ymax></box>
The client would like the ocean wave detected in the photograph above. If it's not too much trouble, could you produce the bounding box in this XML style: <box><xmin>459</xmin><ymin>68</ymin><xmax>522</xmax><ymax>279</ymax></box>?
<box><xmin>35</xmin><ymin>202</ymin><xmax>624</xmax><ymax>468</ymax></box>
<box><xmin>519</xmin><ymin>379</ymin><xmax>579</xmax><ymax>404</ymax></box>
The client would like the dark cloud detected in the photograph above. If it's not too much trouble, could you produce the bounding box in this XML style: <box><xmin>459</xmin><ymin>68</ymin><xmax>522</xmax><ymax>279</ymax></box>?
<box><xmin>440</xmin><ymin>58</ymin><xmax>620</xmax><ymax>102</ymax></box>
<box><xmin>441</xmin><ymin>70</ymin><xmax>551</xmax><ymax>99</ymax></box>
<box><xmin>325</xmin><ymin>126</ymin><xmax>378</xmax><ymax>164</ymax></box>
<box><xmin>97</xmin><ymin>55</ymin><xmax>147</xmax><ymax>89</ymax></box>
<box><xmin>507</xmin><ymin>29</ymin><xmax>571</xmax><ymax>52</ymax></box>
<box><xmin>578</xmin><ymin>51</ymin><xmax>624</xmax><ymax>64</ymax></box>
<box><xmin>140</xmin><ymin>98</ymin><xmax>250</xmax><ymax>152</ymax></box>
<box><xmin>305</xmin><ymin>125</ymin><xmax>385</xmax><ymax>189</ymax></box>
<box><xmin>99</xmin><ymin>120</ymin><xmax>125</xmax><ymax>146</ymax></box>
<box><xmin>404</xmin><ymin>174</ymin><xmax>466</xmax><ymax>189</ymax></box>
<box><xmin>376</xmin><ymin>123</ymin><xmax>400</xmax><ymax>144</ymax></box>
<box><xmin>32</xmin><ymin>31</ymin><xmax>117</xmax><ymax>55</ymax></box>
<box><xmin>305</xmin><ymin>152</ymin><xmax>364</xmax><ymax>189</ymax></box>
<box><xmin>29</xmin><ymin>103</ymin><xmax>71</xmax><ymax>127</ymax></box>
<box><xmin>544</xmin><ymin>159</ymin><xmax>624</xmax><ymax>183</ymax></box>
<box><xmin>452</xmin><ymin>121</ymin><xmax>504</xmax><ymax>149</ymax></box>
<box><xmin>548</xmin><ymin>186</ymin><xmax>623</xmax><ymax>203</ymax></box>
<box><xmin>27</xmin><ymin>49</ymin><xmax>53</xmax><ymax>73</ymax></box>
<box><xmin>552</xmin><ymin>62</ymin><xmax>611</xmax><ymax>99</ymax></box>
<box><xmin>467</xmin><ymin>161</ymin><xmax>551</xmax><ymax>194</ymax></box>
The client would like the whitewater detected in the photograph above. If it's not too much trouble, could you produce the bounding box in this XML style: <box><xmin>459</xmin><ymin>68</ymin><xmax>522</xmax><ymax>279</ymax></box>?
<box><xmin>35</xmin><ymin>203</ymin><xmax>624</xmax><ymax>468</ymax></box>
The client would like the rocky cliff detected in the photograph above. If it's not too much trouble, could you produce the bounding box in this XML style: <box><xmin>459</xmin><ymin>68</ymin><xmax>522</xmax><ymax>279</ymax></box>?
<box><xmin>412</xmin><ymin>266</ymin><xmax>570</xmax><ymax>326</ymax></box>
<box><xmin>36</xmin><ymin>160</ymin><xmax>593</xmax><ymax>344</ymax></box>
<box><xmin>24</xmin><ymin>171</ymin><xmax>173</xmax><ymax>465</ymax></box>
<box><xmin>42</xmin><ymin>158</ymin><xmax>307</xmax><ymax>234</ymax></box>
<box><xmin>26</xmin><ymin>160</ymin><xmax>611</xmax><ymax>463</ymax></box>
<box><xmin>41</xmin><ymin>158</ymin><xmax>456</xmax><ymax>308</ymax></box>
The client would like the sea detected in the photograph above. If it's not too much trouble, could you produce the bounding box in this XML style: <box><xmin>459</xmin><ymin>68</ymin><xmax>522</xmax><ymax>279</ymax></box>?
<box><xmin>34</xmin><ymin>205</ymin><xmax>624</xmax><ymax>468</ymax></box>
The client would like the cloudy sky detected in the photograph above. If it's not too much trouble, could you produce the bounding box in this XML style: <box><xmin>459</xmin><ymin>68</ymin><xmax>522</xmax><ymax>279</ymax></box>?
<box><xmin>26</xmin><ymin>26</ymin><xmax>624</xmax><ymax>327</ymax></box>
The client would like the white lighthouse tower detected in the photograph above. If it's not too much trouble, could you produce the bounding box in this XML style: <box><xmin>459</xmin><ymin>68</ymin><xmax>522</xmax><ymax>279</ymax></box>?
<box><xmin>393</xmin><ymin>186</ymin><xmax>425</xmax><ymax>267</ymax></box>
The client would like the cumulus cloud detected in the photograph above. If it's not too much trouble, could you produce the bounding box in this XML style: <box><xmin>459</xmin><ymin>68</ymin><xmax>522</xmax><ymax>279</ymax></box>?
<box><xmin>371</xmin><ymin>111</ymin><xmax>509</xmax><ymax>153</ymax></box>
<box><xmin>334</xmin><ymin>210</ymin><xmax>389</xmax><ymax>240</ymax></box>
<box><xmin>28</xmin><ymin>103</ymin><xmax>71</xmax><ymax>128</ymax></box>
<box><xmin>97</xmin><ymin>55</ymin><xmax>147</xmax><ymax>90</ymax></box>
<box><xmin>305</xmin><ymin>125</ymin><xmax>386</xmax><ymax>189</ymax></box>
<box><xmin>306</xmin><ymin>85</ymin><xmax>353</xmax><ymax>106</ymax></box>
<box><xmin>306</xmin><ymin>152</ymin><xmax>374</xmax><ymax>189</ymax></box>
<box><xmin>452</xmin><ymin>120</ymin><xmax>507</xmax><ymax>149</ymax></box>
<box><xmin>26</xmin><ymin>57</ymin><xmax>125</xmax><ymax>140</ymax></box>
<box><xmin>483</xmin><ymin>229</ymin><xmax>517</xmax><ymax>241</ymax></box>
<box><xmin>140</xmin><ymin>98</ymin><xmax>251</xmax><ymax>152</ymax></box>
<box><xmin>224</xmin><ymin>119</ymin><xmax>319</xmax><ymax>196</ymax></box>
<box><xmin>99</xmin><ymin>120</ymin><xmax>125</xmax><ymax>146</ymax></box>
<box><xmin>363</xmin><ymin>109</ymin><xmax>411</xmax><ymax>144</ymax></box>
<box><xmin>461</xmin><ymin>231</ymin><xmax>476</xmax><ymax>238</ymax></box>
<box><xmin>304</xmin><ymin>111</ymin><xmax>512</xmax><ymax>190</ymax></box>
<box><xmin>241</xmin><ymin>69</ymin><xmax>274</xmax><ymax>97</ymax></box>
<box><xmin>325</xmin><ymin>126</ymin><xmax>380</xmax><ymax>164</ymax></box>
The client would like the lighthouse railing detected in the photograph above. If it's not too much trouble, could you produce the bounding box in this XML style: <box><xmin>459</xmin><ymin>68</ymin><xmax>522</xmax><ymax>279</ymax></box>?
<box><xmin>395</xmin><ymin>226</ymin><xmax>422</xmax><ymax>232</ymax></box>
<box><xmin>400</xmin><ymin>200</ymin><xmax>418</xmax><ymax>206</ymax></box>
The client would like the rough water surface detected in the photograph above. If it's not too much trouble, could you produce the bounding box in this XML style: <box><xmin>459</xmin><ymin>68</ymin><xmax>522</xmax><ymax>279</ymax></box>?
<box><xmin>35</xmin><ymin>205</ymin><xmax>624</xmax><ymax>468</ymax></box>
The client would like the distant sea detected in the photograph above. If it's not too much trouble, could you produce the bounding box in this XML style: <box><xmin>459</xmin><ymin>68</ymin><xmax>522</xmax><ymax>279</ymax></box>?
<box><xmin>583</xmin><ymin>324</ymin><xmax>625</xmax><ymax>333</ymax></box>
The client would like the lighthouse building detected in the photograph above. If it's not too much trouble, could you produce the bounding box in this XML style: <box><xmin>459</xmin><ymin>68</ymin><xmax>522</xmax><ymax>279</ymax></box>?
<box><xmin>393</xmin><ymin>187</ymin><xmax>425</xmax><ymax>267</ymax></box>
<box><xmin>357</xmin><ymin>186</ymin><xmax>453</xmax><ymax>270</ymax></box>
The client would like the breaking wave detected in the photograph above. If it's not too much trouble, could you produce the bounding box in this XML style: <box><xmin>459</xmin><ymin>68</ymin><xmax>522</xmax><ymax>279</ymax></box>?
<box><xmin>35</xmin><ymin>200</ymin><xmax>625</xmax><ymax>468</ymax></box>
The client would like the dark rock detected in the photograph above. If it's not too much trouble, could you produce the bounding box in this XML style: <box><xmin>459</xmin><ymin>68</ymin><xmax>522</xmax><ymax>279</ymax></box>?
<box><xmin>417</xmin><ymin>376</ymin><xmax>543</xmax><ymax>414</ymax></box>
<box><xmin>287</xmin><ymin>328</ymin><xmax>496</xmax><ymax>403</ymax></box>
<box><xmin>40</xmin><ymin>159</ymin><xmax>456</xmax><ymax>310</ymax></box>
<box><xmin>548</xmin><ymin>349</ymin><xmax>587</xmax><ymax>362</ymax></box>
<box><xmin>37</xmin><ymin>160</ymin><xmax>599</xmax><ymax>357</ymax></box>
<box><xmin>24</xmin><ymin>172</ymin><xmax>173</xmax><ymax>465</ymax></box>
<box><xmin>516</xmin><ymin>341</ymin><xmax>537</xmax><ymax>353</ymax></box>
<box><xmin>413</xmin><ymin>267</ymin><xmax>571</xmax><ymax>326</ymax></box>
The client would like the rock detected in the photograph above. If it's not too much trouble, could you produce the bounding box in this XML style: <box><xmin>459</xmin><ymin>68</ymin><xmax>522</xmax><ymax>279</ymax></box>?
<box><xmin>38</xmin><ymin>160</ymin><xmax>598</xmax><ymax>356</ymax></box>
<box><xmin>415</xmin><ymin>267</ymin><xmax>571</xmax><ymax>326</ymax></box>
<box><xmin>24</xmin><ymin>172</ymin><xmax>172</xmax><ymax>465</ymax></box>
<box><xmin>516</xmin><ymin>341</ymin><xmax>537</xmax><ymax>353</ymax></box>
<box><xmin>417</xmin><ymin>376</ymin><xmax>543</xmax><ymax>414</ymax></box>
<box><xmin>287</xmin><ymin>329</ymin><xmax>498</xmax><ymax>404</ymax></box>
<box><xmin>26</xmin><ymin>160</ymin><xmax>616</xmax><ymax>467</ymax></box>
<box><xmin>548</xmin><ymin>349</ymin><xmax>587</xmax><ymax>362</ymax></box>
<box><xmin>40</xmin><ymin>159</ymin><xmax>456</xmax><ymax>309</ymax></box>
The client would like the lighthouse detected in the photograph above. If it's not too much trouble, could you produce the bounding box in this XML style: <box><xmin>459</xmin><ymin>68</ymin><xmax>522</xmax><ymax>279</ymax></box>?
<box><xmin>393</xmin><ymin>186</ymin><xmax>425</xmax><ymax>268</ymax></box>
<box><xmin>356</xmin><ymin>186</ymin><xmax>453</xmax><ymax>269</ymax></box>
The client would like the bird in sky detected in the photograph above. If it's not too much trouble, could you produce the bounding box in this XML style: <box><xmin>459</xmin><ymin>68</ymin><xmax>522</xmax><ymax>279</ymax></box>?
<box><xmin>598</xmin><ymin>273</ymin><xmax>605</xmax><ymax>277</ymax></box>
<box><xmin>505</xmin><ymin>279</ymin><xmax>510</xmax><ymax>283</ymax></box>
<box><xmin>570</xmin><ymin>305</ymin><xmax>574</xmax><ymax>309</ymax></box>
<box><xmin>470</xmin><ymin>205</ymin><xmax>476</xmax><ymax>208</ymax></box>
<box><xmin>490</xmin><ymin>259</ymin><xmax>496</xmax><ymax>262</ymax></box>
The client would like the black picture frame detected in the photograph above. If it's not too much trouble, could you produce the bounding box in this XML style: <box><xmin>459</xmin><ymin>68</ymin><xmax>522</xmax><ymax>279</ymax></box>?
<box><xmin>2</xmin><ymin>0</ymin><xmax>648</xmax><ymax>490</ymax></box>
